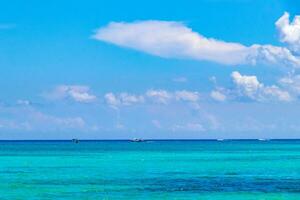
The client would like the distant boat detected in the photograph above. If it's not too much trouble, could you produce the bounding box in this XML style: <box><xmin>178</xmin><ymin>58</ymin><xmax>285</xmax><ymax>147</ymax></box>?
<box><xmin>217</xmin><ymin>139</ymin><xmax>225</xmax><ymax>141</ymax></box>
<box><xmin>72</xmin><ymin>139</ymin><xmax>79</xmax><ymax>143</ymax></box>
<box><xmin>131</xmin><ymin>138</ymin><xmax>144</xmax><ymax>142</ymax></box>
<box><xmin>258</xmin><ymin>138</ymin><xmax>269</xmax><ymax>141</ymax></box>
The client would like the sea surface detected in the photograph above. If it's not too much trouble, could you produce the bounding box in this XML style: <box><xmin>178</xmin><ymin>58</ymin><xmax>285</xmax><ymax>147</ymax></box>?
<box><xmin>0</xmin><ymin>140</ymin><xmax>300</xmax><ymax>199</ymax></box>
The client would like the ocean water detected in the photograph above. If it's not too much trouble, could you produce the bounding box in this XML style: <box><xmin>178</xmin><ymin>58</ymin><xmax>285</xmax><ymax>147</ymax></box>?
<box><xmin>0</xmin><ymin>140</ymin><xmax>300</xmax><ymax>200</ymax></box>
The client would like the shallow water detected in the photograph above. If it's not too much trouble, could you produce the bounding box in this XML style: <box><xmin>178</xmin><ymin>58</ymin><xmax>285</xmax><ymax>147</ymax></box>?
<box><xmin>0</xmin><ymin>140</ymin><xmax>300</xmax><ymax>199</ymax></box>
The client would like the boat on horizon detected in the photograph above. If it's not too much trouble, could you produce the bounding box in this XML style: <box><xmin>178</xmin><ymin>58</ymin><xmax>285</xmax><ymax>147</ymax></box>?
<box><xmin>258</xmin><ymin>138</ymin><xmax>270</xmax><ymax>141</ymax></box>
<box><xmin>72</xmin><ymin>139</ymin><xmax>79</xmax><ymax>143</ymax></box>
<box><xmin>131</xmin><ymin>138</ymin><xmax>145</xmax><ymax>142</ymax></box>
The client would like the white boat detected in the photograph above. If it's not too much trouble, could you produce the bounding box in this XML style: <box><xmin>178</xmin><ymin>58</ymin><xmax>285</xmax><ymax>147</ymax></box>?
<box><xmin>258</xmin><ymin>138</ymin><xmax>269</xmax><ymax>141</ymax></box>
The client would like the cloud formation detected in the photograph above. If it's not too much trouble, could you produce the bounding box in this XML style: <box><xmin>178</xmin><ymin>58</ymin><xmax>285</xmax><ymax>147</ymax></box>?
<box><xmin>231</xmin><ymin>71</ymin><xmax>263</xmax><ymax>99</ymax></box>
<box><xmin>279</xmin><ymin>74</ymin><xmax>300</xmax><ymax>96</ymax></box>
<box><xmin>174</xmin><ymin>90</ymin><xmax>199</xmax><ymax>102</ymax></box>
<box><xmin>210</xmin><ymin>90</ymin><xmax>226</xmax><ymax>102</ymax></box>
<box><xmin>93</xmin><ymin>20</ymin><xmax>300</xmax><ymax>67</ymax></box>
<box><xmin>44</xmin><ymin>85</ymin><xmax>97</xmax><ymax>103</ymax></box>
<box><xmin>105</xmin><ymin>90</ymin><xmax>200</xmax><ymax>107</ymax></box>
<box><xmin>145</xmin><ymin>90</ymin><xmax>172</xmax><ymax>104</ymax></box>
<box><xmin>276</xmin><ymin>12</ymin><xmax>300</xmax><ymax>54</ymax></box>
<box><xmin>231</xmin><ymin>71</ymin><xmax>291</xmax><ymax>102</ymax></box>
<box><xmin>104</xmin><ymin>92</ymin><xmax>144</xmax><ymax>108</ymax></box>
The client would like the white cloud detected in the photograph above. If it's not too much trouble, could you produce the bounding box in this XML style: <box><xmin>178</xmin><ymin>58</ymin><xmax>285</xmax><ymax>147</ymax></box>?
<box><xmin>210</xmin><ymin>90</ymin><xmax>226</xmax><ymax>102</ymax></box>
<box><xmin>44</xmin><ymin>85</ymin><xmax>96</xmax><ymax>103</ymax></box>
<box><xmin>276</xmin><ymin>12</ymin><xmax>300</xmax><ymax>54</ymax></box>
<box><xmin>174</xmin><ymin>90</ymin><xmax>199</xmax><ymax>102</ymax></box>
<box><xmin>251</xmin><ymin>44</ymin><xmax>300</xmax><ymax>67</ymax></box>
<box><xmin>119</xmin><ymin>93</ymin><xmax>145</xmax><ymax>105</ymax></box>
<box><xmin>105</xmin><ymin>90</ymin><xmax>200</xmax><ymax>107</ymax></box>
<box><xmin>146</xmin><ymin>89</ymin><xmax>172</xmax><ymax>104</ymax></box>
<box><xmin>104</xmin><ymin>83</ymin><xmax>293</xmax><ymax>106</ymax></box>
<box><xmin>146</xmin><ymin>89</ymin><xmax>200</xmax><ymax>104</ymax></box>
<box><xmin>262</xmin><ymin>85</ymin><xmax>292</xmax><ymax>102</ymax></box>
<box><xmin>93</xmin><ymin>20</ymin><xmax>300</xmax><ymax>67</ymax></box>
<box><xmin>104</xmin><ymin>92</ymin><xmax>144</xmax><ymax>107</ymax></box>
<box><xmin>104</xmin><ymin>93</ymin><xmax>120</xmax><ymax>108</ymax></box>
<box><xmin>231</xmin><ymin>71</ymin><xmax>263</xmax><ymax>99</ymax></box>
<box><xmin>211</xmin><ymin>74</ymin><xmax>292</xmax><ymax>102</ymax></box>
<box><xmin>279</xmin><ymin>74</ymin><xmax>300</xmax><ymax>96</ymax></box>
<box><xmin>231</xmin><ymin>71</ymin><xmax>292</xmax><ymax>102</ymax></box>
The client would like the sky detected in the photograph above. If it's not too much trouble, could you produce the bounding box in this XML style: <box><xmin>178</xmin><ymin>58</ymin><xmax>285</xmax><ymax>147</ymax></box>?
<box><xmin>0</xmin><ymin>0</ymin><xmax>300</xmax><ymax>139</ymax></box>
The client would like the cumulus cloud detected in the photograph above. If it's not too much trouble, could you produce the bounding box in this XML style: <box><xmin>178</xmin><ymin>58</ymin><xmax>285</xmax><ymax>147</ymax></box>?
<box><xmin>104</xmin><ymin>92</ymin><xmax>144</xmax><ymax>108</ymax></box>
<box><xmin>44</xmin><ymin>85</ymin><xmax>96</xmax><ymax>103</ymax></box>
<box><xmin>210</xmin><ymin>90</ymin><xmax>226</xmax><ymax>102</ymax></box>
<box><xmin>93</xmin><ymin>20</ymin><xmax>300</xmax><ymax>67</ymax></box>
<box><xmin>146</xmin><ymin>89</ymin><xmax>200</xmax><ymax>104</ymax></box>
<box><xmin>231</xmin><ymin>71</ymin><xmax>263</xmax><ymax>99</ymax></box>
<box><xmin>251</xmin><ymin>44</ymin><xmax>300</xmax><ymax>67</ymax></box>
<box><xmin>146</xmin><ymin>89</ymin><xmax>173</xmax><ymax>104</ymax></box>
<box><xmin>279</xmin><ymin>74</ymin><xmax>300</xmax><ymax>96</ymax></box>
<box><xmin>119</xmin><ymin>93</ymin><xmax>145</xmax><ymax>105</ymax></box>
<box><xmin>174</xmin><ymin>90</ymin><xmax>199</xmax><ymax>102</ymax></box>
<box><xmin>104</xmin><ymin>93</ymin><xmax>119</xmax><ymax>108</ymax></box>
<box><xmin>105</xmin><ymin>90</ymin><xmax>201</xmax><ymax>107</ymax></box>
<box><xmin>231</xmin><ymin>71</ymin><xmax>292</xmax><ymax>102</ymax></box>
<box><xmin>262</xmin><ymin>85</ymin><xmax>292</xmax><ymax>102</ymax></box>
<box><xmin>276</xmin><ymin>12</ymin><xmax>300</xmax><ymax>54</ymax></box>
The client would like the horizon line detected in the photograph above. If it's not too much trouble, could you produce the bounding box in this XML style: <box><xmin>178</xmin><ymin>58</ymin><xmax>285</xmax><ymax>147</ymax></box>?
<box><xmin>1</xmin><ymin>138</ymin><xmax>300</xmax><ymax>142</ymax></box>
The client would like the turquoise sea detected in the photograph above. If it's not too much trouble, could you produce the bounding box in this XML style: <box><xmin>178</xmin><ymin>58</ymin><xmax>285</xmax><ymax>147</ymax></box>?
<box><xmin>0</xmin><ymin>140</ymin><xmax>300</xmax><ymax>199</ymax></box>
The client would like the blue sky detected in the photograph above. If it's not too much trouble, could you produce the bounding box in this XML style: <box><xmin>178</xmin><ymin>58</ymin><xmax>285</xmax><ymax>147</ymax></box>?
<box><xmin>1</xmin><ymin>0</ymin><xmax>300</xmax><ymax>139</ymax></box>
